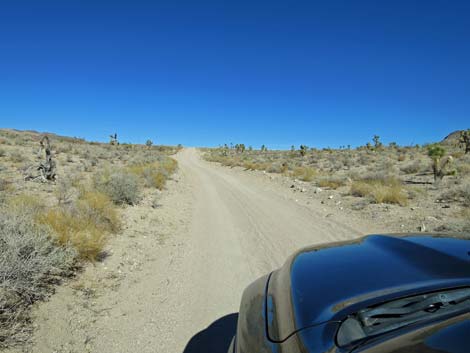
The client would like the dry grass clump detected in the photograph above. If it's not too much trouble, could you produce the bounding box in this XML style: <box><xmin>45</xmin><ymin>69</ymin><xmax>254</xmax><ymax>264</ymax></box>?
<box><xmin>0</xmin><ymin>178</ymin><xmax>12</xmax><ymax>193</ymax></box>
<box><xmin>40</xmin><ymin>191</ymin><xmax>120</xmax><ymax>261</ymax></box>
<box><xmin>127</xmin><ymin>157</ymin><xmax>177</xmax><ymax>190</ymax></box>
<box><xmin>400</xmin><ymin>159</ymin><xmax>424</xmax><ymax>174</ymax></box>
<box><xmin>94</xmin><ymin>169</ymin><xmax>141</xmax><ymax>205</ymax></box>
<box><xmin>317</xmin><ymin>176</ymin><xmax>346</xmax><ymax>189</ymax></box>
<box><xmin>8</xmin><ymin>150</ymin><xmax>26</xmax><ymax>163</ymax></box>
<box><xmin>244</xmin><ymin>161</ymin><xmax>270</xmax><ymax>171</ymax></box>
<box><xmin>350</xmin><ymin>177</ymin><xmax>408</xmax><ymax>206</ymax></box>
<box><xmin>0</xmin><ymin>206</ymin><xmax>76</xmax><ymax>347</ymax></box>
<box><xmin>439</xmin><ymin>181</ymin><xmax>470</xmax><ymax>207</ymax></box>
<box><xmin>292</xmin><ymin>166</ymin><xmax>316</xmax><ymax>182</ymax></box>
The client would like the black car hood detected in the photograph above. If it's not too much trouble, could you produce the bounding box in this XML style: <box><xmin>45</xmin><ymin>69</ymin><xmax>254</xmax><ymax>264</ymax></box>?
<box><xmin>266</xmin><ymin>234</ymin><xmax>470</xmax><ymax>342</ymax></box>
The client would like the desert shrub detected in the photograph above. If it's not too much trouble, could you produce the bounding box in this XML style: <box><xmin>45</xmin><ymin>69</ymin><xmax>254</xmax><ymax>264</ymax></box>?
<box><xmin>0</xmin><ymin>178</ymin><xmax>10</xmax><ymax>192</ymax></box>
<box><xmin>400</xmin><ymin>160</ymin><xmax>423</xmax><ymax>174</ymax></box>
<box><xmin>350</xmin><ymin>177</ymin><xmax>408</xmax><ymax>206</ymax></box>
<box><xmin>317</xmin><ymin>176</ymin><xmax>346</xmax><ymax>189</ymax></box>
<box><xmin>267</xmin><ymin>163</ymin><xmax>283</xmax><ymax>173</ymax></box>
<box><xmin>292</xmin><ymin>166</ymin><xmax>316</xmax><ymax>182</ymax></box>
<box><xmin>0</xmin><ymin>148</ymin><xmax>5</xmax><ymax>157</ymax></box>
<box><xmin>40</xmin><ymin>191</ymin><xmax>119</xmax><ymax>260</ymax></box>
<box><xmin>397</xmin><ymin>154</ymin><xmax>406</xmax><ymax>162</ymax></box>
<box><xmin>162</xmin><ymin>158</ymin><xmax>177</xmax><ymax>175</ymax></box>
<box><xmin>242</xmin><ymin>160</ymin><xmax>270</xmax><ymax>171</ymax></box>
<box><xmin>151</xmin><ymin>171</ymin><xmax>166</xmax><ymax>190</ymax></box>
<box><xmin>8</xmin><ymin>194</ymin><xmax>45</xmax><ymax>216</ymax></box>
<box><xmin>8</xmin><ymin>150</ymin><xmax>25</xmax><ymax>163</ymax></box>
<box><xmin>456</xmin><ymin>158</ymin><xmax>470</xmax><ymax>176</ymax></box>
<box><xmin>127</xmin><ymin>158</ymin><xmax>176</xmax><ymax>190</ymax></box>
<box><xmin>0</xmin><ymin>208</ymin><xmax>76</xmax><ymax>347</ymax></box>
<box><xmin>94</xmin><ymin>169</ymin><xmax>141</xmax><ymax>205</ymax></box>
<box><xmin>55</xmin><ymin>177</ymin><xmax>74</xmax><ymax>205</ymax></box>
<box><xmin>439</xmin><ymin>181</ymin><xmax>470</xmax><ymax>206</ymax></box>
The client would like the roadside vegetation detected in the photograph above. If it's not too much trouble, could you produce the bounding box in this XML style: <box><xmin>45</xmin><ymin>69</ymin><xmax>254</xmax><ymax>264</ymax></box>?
<box><xmin>204</xmin><ymin>131</ymin><xmax>470</xmax><ymax>234</ymax></box>
<box><xmin>0</xmin><ymin>128</ymin><xmax>180</xmax><ymax>348</ymax></box>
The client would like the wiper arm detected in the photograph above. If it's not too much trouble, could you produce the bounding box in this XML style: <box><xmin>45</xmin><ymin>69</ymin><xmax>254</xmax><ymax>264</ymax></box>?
<box><xmin>358</xmin><ymin>289</ymin><xmax>470</xmax><ymax>323</ymax></box>
<box><xmin>337</xmin><ymin>287</ymin><xmax>470</xmax><ymax>348</ymax></box>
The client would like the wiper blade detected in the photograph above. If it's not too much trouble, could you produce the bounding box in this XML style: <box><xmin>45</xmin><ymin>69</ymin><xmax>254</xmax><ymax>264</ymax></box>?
<box><xmin>358</xmin><ymin>289</ymin><xmax>470</xmax><ymax>323</ymax></box>
<box><xmin>337</xmin><ymin>287</ymin><xmax>470</xmax><ymax>347</ymax></box>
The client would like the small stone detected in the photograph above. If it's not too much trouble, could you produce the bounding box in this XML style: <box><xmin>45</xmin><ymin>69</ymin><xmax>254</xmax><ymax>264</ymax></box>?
<box><xmin>418</xmin><ymin>223</ymin><xmax>426</xmax><ymax>232</ymax></box>
<box><xmin>301</xmin><ymin>188</ymin><xmax>306</xmax><ymax>193</ymax></box>
<box><xmin>328</xmin><ymin>195</ymin><xmax>334</xmax><ymax>199</ymax></box>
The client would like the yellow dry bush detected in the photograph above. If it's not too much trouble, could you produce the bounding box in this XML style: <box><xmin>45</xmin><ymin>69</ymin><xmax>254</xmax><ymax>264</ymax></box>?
<box><xmin>292</xmin><ymin>166</ymin><xmax>316</xmax><ymax>182</ymax></box>
<box><xmin>77</xmin><ymin>191</ymin><xmax>121</xmax><ymax>232</ymax></box>
<box><xmin>318</xmin><ymin>178</ymin><xmax>344</xmax><ymax>189</ymax></box>
<box><xmin>152</xmin><ymin>172</ymin><xmax>167</xmax><ymax>190</ymax></box>
<box><xmin>244</xmin><ymin>161</ymin><xmax>270</xmax><ymax>171</ymax></box>
<box><xmin>350</xmin><ymin>178</ymin><xmax>408</xmax><ymax>206</ymax></box>
<box><xmin>7</xmin><ymin>194</ymin><xmax>44</xmax><ymax>216</ymax></box>
<box><xmin>39</xmin><ymin>191</ymin><xmax>120</xmax><ymax>261</ymax></box>
<box><xmin>162</xmin><ymin>158</ymin><xmax>177</xmax><ymax>175</ymax></box>
<box><xmin>127</xmin><ymin>157</ymin><xmax>177</xmax><ymax>190</ymax></box>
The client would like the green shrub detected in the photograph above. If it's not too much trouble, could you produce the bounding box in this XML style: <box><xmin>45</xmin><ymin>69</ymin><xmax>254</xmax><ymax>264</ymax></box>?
<box><xmin>94</xmin><ymin>169</ymin><xmax>141</xmax><ymax>205</ymax></box>
<box><xmin>0</xmin><ymin>208</ymin><xmax>76</xmax><ymax>347</ymax></box>
<box><xmin>400</xmin><ymin>160</ymin><xmax>423</xmax><ymax>174</ymax></box>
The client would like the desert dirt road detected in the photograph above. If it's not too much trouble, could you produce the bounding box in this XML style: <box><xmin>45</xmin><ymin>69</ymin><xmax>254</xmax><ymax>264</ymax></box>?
<box><xmin>23</xmin><ymin>148</ymin><xmax>369</xmax><ymax>353</ymax></box>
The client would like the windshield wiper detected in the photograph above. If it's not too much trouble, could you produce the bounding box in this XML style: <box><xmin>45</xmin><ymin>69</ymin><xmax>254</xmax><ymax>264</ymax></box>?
<box><xmin>337</xmin><ymin>287</ymin><xmax>470</xmax><ymax>347</ymax></box>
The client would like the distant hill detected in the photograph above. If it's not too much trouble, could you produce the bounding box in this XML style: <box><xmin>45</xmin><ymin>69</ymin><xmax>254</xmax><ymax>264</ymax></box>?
<box><xmin>441</xmin><ymin>130</ymin><xmax>463</xmax><ymax>145</ymax></box>
<box><xmin>0</xmin><ymin>128</ymin><xmax>86</xmax><ymax>144</ymax></box>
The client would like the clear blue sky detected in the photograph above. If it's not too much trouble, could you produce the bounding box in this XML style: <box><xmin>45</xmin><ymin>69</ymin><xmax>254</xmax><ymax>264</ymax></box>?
<box><xmin>1</xmin><ymin>1</ymin><xmax>469</xmax><ymax>149</ymax></box>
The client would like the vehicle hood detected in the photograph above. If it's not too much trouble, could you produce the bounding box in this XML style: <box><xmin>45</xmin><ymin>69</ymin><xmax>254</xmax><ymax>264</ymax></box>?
<box><xmin>266</xmin><ymin>234</ymin><xmax>470</xmax><ymax>342</ymax></box>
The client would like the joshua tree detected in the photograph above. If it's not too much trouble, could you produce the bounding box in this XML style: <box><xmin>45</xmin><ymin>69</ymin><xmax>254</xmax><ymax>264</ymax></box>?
<box><xmin>373</xmin><ymin>135</ymin><xmax>382</xmax><ymax>150</ymax></box>
<box><xmin>222</xmin><ymin>144</ymin><xmax>229</xmax><ymax>156</ymax></box>
<box><xmin>427</xmin><ymin>145</ymin><xmax>454</xmax><ymax>183</ymax></box>
<box><xmin>299</xmin><ymin>145</ymin><xmax>308</xmax><ymax>157</ymax></box>
<box><xmin>260</xmin><ymin>145</ymin><xmax>267</xmax><ymax>152</ymax></box>
<box><xmin>459</xmin><ymin>129</ymin><xmax>470</xmax><ymax>154</ymax></box>
<box><xmin>146</xmin><ymin>139</ymin><xmax>153</xmax><ymax>148</ymax></box>
<box><xmin>235</xmin><ymin>143</ymin><xmax>246</xmax><ymax>153</ymax></box>
<box><xmin>25</xmin><ymin>135</ymin><xmax>56</xmax><ymax>182</ymax></box>
<box><xmin>109</xmin><ymin>133</ymin><xmax>118</xmax><ymax>145</ymax></box>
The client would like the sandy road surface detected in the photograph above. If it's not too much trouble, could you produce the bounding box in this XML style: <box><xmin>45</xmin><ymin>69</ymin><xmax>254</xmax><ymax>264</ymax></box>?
<box><xmin>19</xmin><ymin>148</ymin><xmax>368</xmax><ymax>353</ymax></box>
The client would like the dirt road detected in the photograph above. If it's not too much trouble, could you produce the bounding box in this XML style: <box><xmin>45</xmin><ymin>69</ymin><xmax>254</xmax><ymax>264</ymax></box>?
<box><xmin>22</xmin><ymin>148</ymin><xmax>369</xmax><ymax>353</ymax></box>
